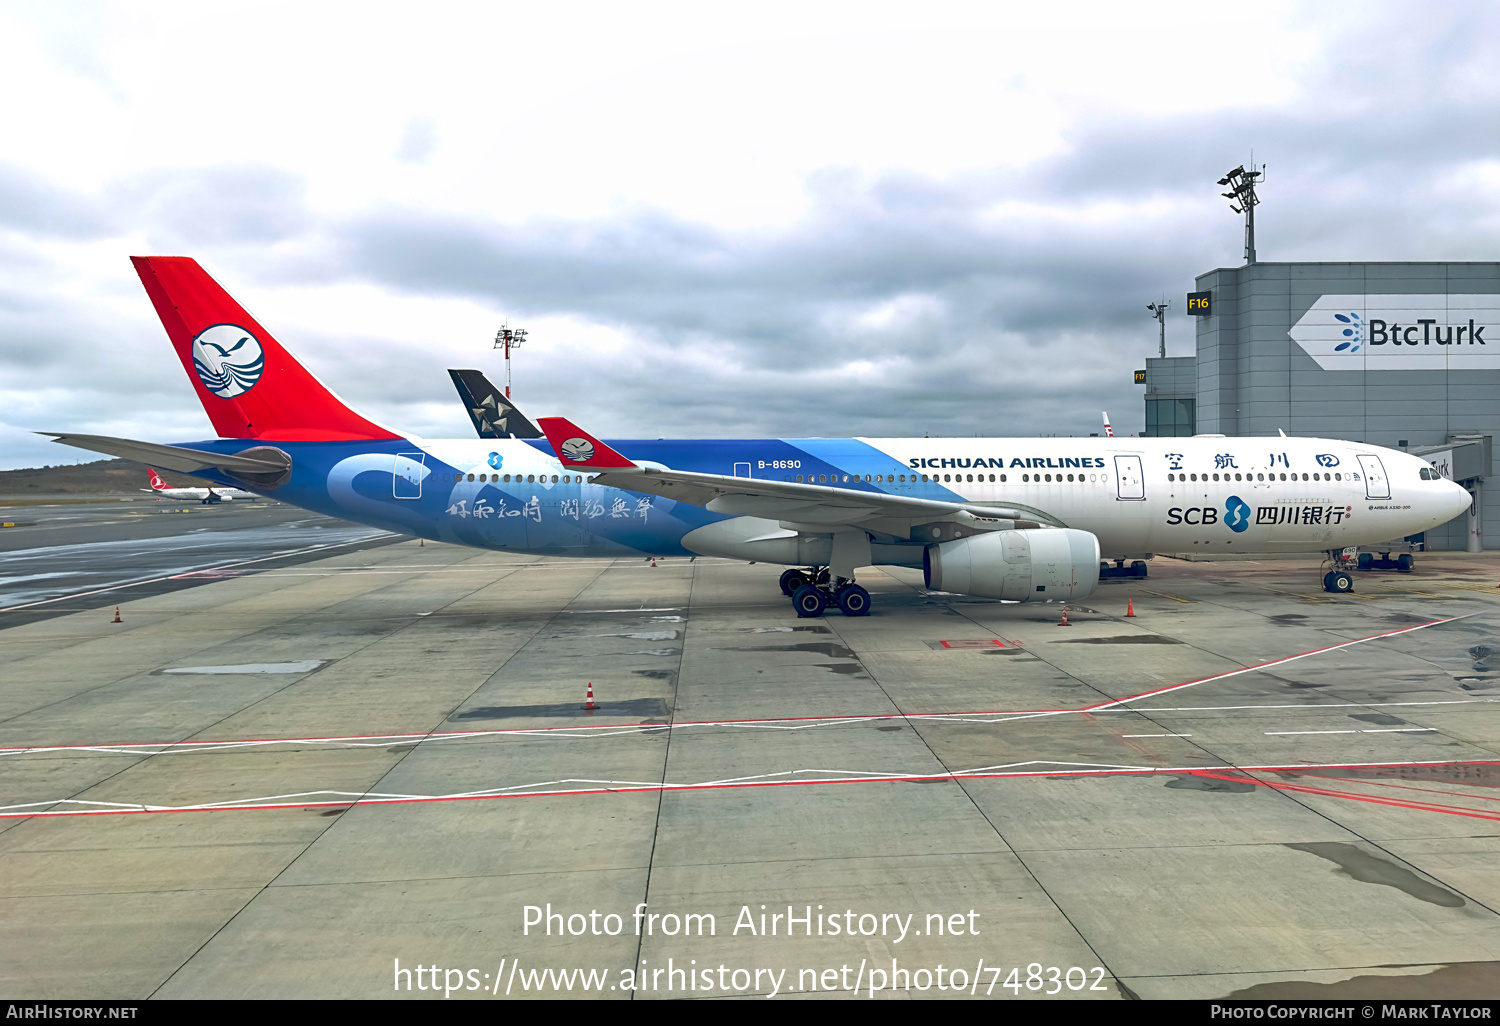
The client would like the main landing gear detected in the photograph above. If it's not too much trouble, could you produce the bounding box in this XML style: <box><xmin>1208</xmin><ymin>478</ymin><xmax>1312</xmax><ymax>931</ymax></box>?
<box><xmin>781</xmin><ymin>567</ymin><xmax>871</xmax><ymax>617</ymax></box>
<box><xmin>1356</xmin><ymin>551</ymin><xmax>1415</xmax><ymax>573</ymax></box>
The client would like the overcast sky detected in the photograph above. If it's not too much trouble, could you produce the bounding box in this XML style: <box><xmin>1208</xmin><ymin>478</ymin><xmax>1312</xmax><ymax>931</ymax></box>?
<box><xmin>2</xmin><ymin>1</ymin><xmax>1498</xmax><ymax>468</ymax></box>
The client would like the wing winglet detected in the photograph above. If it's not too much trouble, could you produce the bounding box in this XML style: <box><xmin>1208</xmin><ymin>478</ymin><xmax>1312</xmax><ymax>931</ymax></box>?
<box><xmin>535</xmin><ymin>417</ymin><xmax>637</xmax><ymax>469</ymax></box>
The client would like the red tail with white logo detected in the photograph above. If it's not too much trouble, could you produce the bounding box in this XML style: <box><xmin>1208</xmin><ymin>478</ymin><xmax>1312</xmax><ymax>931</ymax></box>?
<box><xmin>536</xmin><ymin>417</ymin><xmax>638</xmax><ymax>469</ymax></box>
<box><xmin>131</xmin><ymin>257</ymin><xmax>400</xmax><ymax>441</ymax></box>
<box><xmin>147</xmin><ymin>467</ymin><xmax>168</xmax><ymax>491</ymax></box>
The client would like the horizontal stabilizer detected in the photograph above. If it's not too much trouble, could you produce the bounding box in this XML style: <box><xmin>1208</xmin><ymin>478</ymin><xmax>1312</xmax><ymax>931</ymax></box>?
<box><xmin>40</xmin><ymin>433</ymin><xmax>288</xmax><ymax>476</ymax></box>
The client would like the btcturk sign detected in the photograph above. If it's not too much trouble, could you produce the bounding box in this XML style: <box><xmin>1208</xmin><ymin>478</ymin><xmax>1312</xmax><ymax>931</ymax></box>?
<box><xmin>1289</xmin><ymin>294</ymin><xmax>1500</xmax><ymax>370</ymax></box>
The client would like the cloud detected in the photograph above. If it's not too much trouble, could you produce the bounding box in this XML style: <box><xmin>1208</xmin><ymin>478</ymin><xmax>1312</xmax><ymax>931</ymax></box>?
<box><xmin>8</xmin><ymin>3</ymin><xmax>1500</xmax><ymax>467</ymax></box>
<box><xmin>0</xmin><ymin>163</ymin><xmax>112</xmax><ymax>238</ymax></box>
<box><xmin>110</xmin><ymin>165</ymin><xmax>311</xmax><ymax>247</ymax></box>
<box><xmin>395</xmin><ymin>117</ymin><xmax>437</xmax><ymax>165</ymax></box>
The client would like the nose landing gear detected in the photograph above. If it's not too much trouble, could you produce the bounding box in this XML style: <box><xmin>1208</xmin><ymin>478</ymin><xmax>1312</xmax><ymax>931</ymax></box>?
<box><xmin>785</xmin><ymin>567</ymin><xmax>871</xmax><ymax>617</ymax></box>
<box><xmin>1322</xmin><ymin>569</ymin><xmax>1354</xmax><ymax>593</ymax></box>
<box><xmin>1321</xmin><ymin>549</ymin><xmax>1357</xmax><ymax>593</ymax></box>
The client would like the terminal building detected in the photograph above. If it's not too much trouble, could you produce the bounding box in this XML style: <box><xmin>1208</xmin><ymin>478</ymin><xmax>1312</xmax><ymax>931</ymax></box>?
<box><xmin>1141</xmin><ymin>261</ymin><xmax>1497</xmax><ymax>551</ymax></box>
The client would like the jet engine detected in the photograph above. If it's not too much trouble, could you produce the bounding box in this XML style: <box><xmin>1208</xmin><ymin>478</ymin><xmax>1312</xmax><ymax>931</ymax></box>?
<box><xmin>923</xmin><ymin>528</ymin><xmax>1099</xmax><ymax>602</ymax></box>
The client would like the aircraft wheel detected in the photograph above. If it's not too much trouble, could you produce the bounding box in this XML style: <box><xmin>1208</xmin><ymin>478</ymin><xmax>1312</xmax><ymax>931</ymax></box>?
<box><xmin>779</xmin><ymin>569</ymin><xmax>810</xmax><ymax>596</ymax></box>
<box><xmin>814</xmin><ymin>568</ymin><xmax>831</xmax><ymax>585</ymax></box>
<box><xmin>1131</xmin><ymin>560</ymin><xmax>1147</xmax><ymax>579</ymax></box>
<box><xmin>836</xmin><ymin>584</ymin><xmax>871</xmax><ymax>617</ymax></box>
<box><xmin>1356</xmin><ymin>553</ymin><xmax>1373</xmax><ymax>570</ymax></box>
<box><xmin>1323</xmin><ymin>570</ymin><xmax>1353</xmax><ymax>593</ymax></box>
<box><xmin>792</xmin><ymin>584</ymin><xmax>827</xmax><ymax>618</ymax></box>
<box><xmin>1397</xmin><ymin>553</ymin><xmax>1414</xmax><ymax>573</ymax></box>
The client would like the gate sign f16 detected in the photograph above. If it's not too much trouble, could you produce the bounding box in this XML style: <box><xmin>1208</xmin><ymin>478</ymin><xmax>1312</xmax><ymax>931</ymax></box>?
<box><xmin>1289</xmin><ymin>294</ymin><xmax>1500</xmax><ymax>370</ymax></box>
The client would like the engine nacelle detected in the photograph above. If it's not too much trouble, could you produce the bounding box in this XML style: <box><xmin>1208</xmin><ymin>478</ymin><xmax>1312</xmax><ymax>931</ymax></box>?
<box><xmin>923</xmin><ymin>528</ymin><xmax>1099</xmax><ymax>602</ymax></box>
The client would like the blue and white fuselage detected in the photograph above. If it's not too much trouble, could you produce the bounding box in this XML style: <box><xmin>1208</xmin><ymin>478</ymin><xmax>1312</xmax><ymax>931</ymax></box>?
<box><xmin>47</xmin><ymin>256</ymin><xmax>1474</xmax><ymax>615</ymax></box>
<box><xmin>175</xmin><ymin>433</ymin><xmax>1471</xmax><ymax>561</ymax></box>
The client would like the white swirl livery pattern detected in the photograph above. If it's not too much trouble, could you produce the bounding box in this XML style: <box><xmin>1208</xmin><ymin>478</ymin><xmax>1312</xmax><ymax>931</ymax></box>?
<box><xmin>191</xmin><ymin>324</ymin><xmax>265</xmax><ymax>398</ymax></box>
<box><xmin>561</xmin><ymin>437</ymin><xmax>595</xmax><ymax>462</ymax></box>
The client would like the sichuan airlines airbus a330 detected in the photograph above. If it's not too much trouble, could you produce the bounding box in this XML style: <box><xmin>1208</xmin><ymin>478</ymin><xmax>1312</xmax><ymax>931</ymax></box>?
<box><xmin>46</xmin><ymin>258</ymin><xmax>1471</xmax><ymax>617</ymax></box>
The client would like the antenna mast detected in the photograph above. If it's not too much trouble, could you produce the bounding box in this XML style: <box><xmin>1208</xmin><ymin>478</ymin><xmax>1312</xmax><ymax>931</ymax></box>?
<box><xmin>493</xmin><ymin>323</ymin><xmax>528</xmax><ymax>399</ymax></box>
<box><xmin>1147</xmin><ymin>299</ymin><xmax>1169</xmax><ymax>359</ymax></box>
<box><xmin>1217</xmin><ymin>163</ymin><xmax>1264</xmax><ymax>264</ymax></box>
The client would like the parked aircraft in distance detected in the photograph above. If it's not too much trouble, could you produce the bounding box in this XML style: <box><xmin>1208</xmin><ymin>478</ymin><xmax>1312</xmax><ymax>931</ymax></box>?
<box><xmin>47</xmin><ymin>258</ymin><xmax>1472</xmax><ymax>617</ymax></box>
<box><xmin>141</xmin><ymin>467</ymin><xmax>257</xmax><ymax>503</ymax></box>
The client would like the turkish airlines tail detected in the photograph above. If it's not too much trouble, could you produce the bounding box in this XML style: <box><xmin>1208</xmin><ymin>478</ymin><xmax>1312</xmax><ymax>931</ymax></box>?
<box><xmin>146</xmin><ymin>467</ymin><xmax>168</xmax><ymax>491</ymax></box>
<box><xmin>130</xmin><ymin>257</ymin><xmax>400</xmax><ymax>442</ymax></box>
<box><xmin>1102</xmin><ymin>411</ymin><xmax>1114</xmax><ymax>438</ymax></box>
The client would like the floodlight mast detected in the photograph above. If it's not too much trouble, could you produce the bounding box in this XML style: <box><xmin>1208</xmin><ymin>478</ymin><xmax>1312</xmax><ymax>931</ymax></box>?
<box><xmin>493</xmin><ymin>323</ymin><xmax>528</xmax><ymax>399</ymax></box>
<box><xmin>1147</xmin><ymin>300</ymin><xmax>1169</xmax><ymax>359</ymax></box>
<box><xmin>1217</xmin><ymin>163</ymin><xmax>1264</xmax><ymax>264</ymax></box>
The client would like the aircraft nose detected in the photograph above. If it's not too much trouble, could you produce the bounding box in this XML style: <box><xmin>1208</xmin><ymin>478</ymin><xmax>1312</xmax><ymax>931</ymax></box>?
<box><xmin>1446</xmin><ymin>481</ymin><xmax>1473</xmax><ymax>520</ymax></box>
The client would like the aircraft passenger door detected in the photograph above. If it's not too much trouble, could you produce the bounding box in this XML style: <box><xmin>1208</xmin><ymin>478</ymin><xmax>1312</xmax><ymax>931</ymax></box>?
<box><xmin>734</xmin><ymin>462</ymin><xmax>751</xmax><ymax>478</ymax></box>
<box><xmin>1114</xmin><ymin>455</ymin><xmax>1145</xmax><ymax>500</ymax></box>
<box><xmin>394</xmin><ymin>453</ymin><xmax>425</xmax><ymax>499</ymax></box>
<box><xmin>1357</xmin><ymin>454</ymin><xmax>1390</xmax><ymax>500</ymax></box>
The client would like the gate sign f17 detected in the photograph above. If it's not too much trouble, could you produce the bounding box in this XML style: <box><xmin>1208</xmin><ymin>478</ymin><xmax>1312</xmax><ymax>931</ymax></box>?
<box><xmin>1289</xmin><ymin>294</ymin><xmax>1500</xmax><ymax>370</ymax></box>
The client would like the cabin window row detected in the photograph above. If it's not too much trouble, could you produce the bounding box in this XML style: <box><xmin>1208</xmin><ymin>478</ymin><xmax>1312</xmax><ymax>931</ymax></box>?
<box><xmin>456</xmin><ymin>473</ymin><xmax>592</xmax><ymax>484</ymax></box>
<box><xmin>788</xmin><ymin>472</ymin><xmax>1118</xmax><ymax>485</ymax></box>
<box><xmin>1167</xmin><ymin>472</ymin><xmax>1343</xmax><ymax>483</ymax></box>
<box><xmin>792</xmin><ymin>473</ymin><xmax>1016</xmax><ymax>484</ymax></box>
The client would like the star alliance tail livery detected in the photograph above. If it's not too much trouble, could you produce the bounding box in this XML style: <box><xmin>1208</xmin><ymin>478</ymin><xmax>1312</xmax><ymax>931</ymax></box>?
<box><xmin>46</xmin><ymin>257</ymin><xmax>1473</xmax><ymax>616</ymax></box>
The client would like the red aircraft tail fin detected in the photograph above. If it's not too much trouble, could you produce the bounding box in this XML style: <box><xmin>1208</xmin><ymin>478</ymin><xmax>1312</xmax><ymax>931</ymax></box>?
<box><xmin>130</xmin><ymin>256</ymin><xmax>400</xmax><ymax>441</ymax></box>
<box><xmin>536</xmin><ymin>417</ymin><xmax>637</xmax><ymax>469</ymax></box>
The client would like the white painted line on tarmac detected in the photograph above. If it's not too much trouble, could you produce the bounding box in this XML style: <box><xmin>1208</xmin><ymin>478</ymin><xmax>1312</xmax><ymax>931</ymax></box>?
<box><xmin>3</xmin><ymin>700</ymin><xmax>1489</xmax><ymax>760</ymax></box>
<box><xmin>0</xmin><ymin>535</ymin><xmax>397</xmax><ymax>612</ymax></box>
<box><xmin>1266</xmin><ymin>728</ymin><xmax>1438</xmax><ymax>736</ymax></box>
<box><xmin>7</xmin><ymin>754</ymin><xmax>1500</xmax><ymax>819</ymax></box>
<box><xmin>1083</xmin><ymin>614</ymin><xmax>1470</xmax><ymax>712</ymax></box>
<box><xmin>1267</xmin><ymin>730</ymin><xmax>1358</xmax><ymax>735</ymax></box>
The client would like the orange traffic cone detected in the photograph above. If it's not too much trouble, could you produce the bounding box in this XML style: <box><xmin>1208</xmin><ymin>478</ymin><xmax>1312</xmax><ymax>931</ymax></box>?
<box><xmin>1058</xmin><ymin>606</ymin><xmax>1071</xmax><ymax>627</ymax></box>
<box><xmin>582</xmin><ymin>682</ymin><xmax>596</xmax><ymax>711</ymax></box>
<box><xmin>650</xmin><ymin>556</ymin><xmax>657</xmax><ymax>567</ymax></box>
<box><xmin>420</xmin><ymin>539</ymin><xmax>424</xmax><ymax>547</ymax></box>
<box><xmin>1125</xmin><ymin>598</ymin><xmax>1136</xmax><ymax>617</ymax></box>
<box><xmin>112</xmin><ymin>606</ymin><xmax>122</xmax><ymax>624</ymax></box>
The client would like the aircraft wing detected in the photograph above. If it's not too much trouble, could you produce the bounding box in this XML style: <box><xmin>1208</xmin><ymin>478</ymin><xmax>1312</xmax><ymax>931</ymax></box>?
<box><xmin>40</xmin><ymin>433</ymin><xmax>290</xmax><ymax>476</ymax></box>
<box><xmin>535</xmin><ymin>417</ymin><xmax>1063</xmax><ymax>539</ymax></box>
<box><xmin>448</xmin><ymin>370</ymin><xmax>544</xmax><ymax>439</ymax></box>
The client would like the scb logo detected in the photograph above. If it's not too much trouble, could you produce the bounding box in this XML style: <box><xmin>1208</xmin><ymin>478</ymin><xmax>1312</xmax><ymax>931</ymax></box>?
<box><xmin>1167</xmin><ymin>495</ymin><xmax>1252</xmax><ymax>533</ymax></box>
<box><xmin>1167</xmin><ymin>505</ymin><xmax>1218</xmax><ymax>526</ymax></box>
